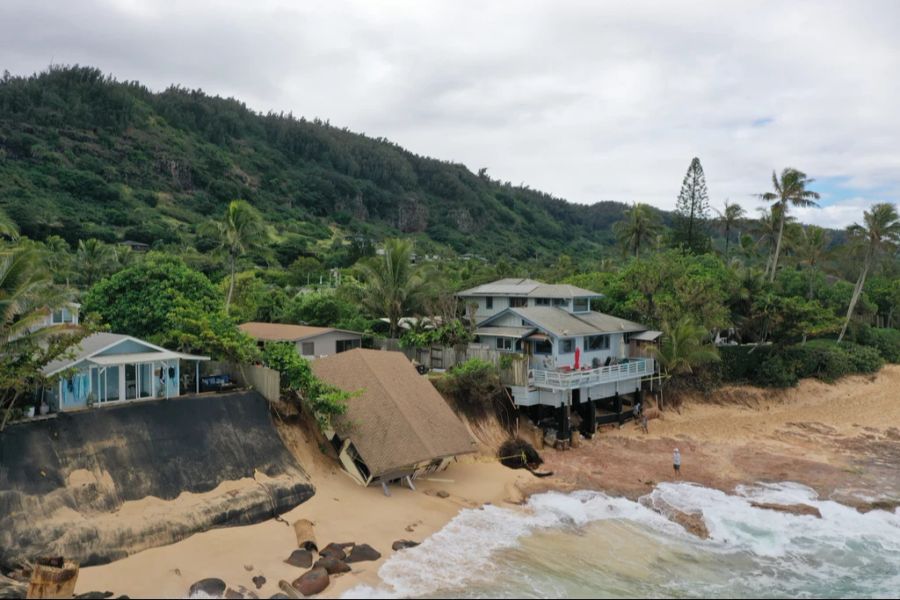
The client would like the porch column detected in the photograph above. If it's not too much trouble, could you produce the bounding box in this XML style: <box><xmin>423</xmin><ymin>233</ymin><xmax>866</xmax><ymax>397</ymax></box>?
<box><xmin>580</xmin><ymin>398</ymin><xmax>596</xmax><ymax>438</ymax></box>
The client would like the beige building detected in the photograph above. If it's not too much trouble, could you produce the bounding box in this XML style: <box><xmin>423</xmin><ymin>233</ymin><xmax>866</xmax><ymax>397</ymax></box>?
<box><xmin>239</xmin><ymin>322</ymin><xmax>362</xmax><ymax>359</ymax></box>
<box><xmin>312</xmin><ymin>349</ymin><xmax>476</xmax><ymax>488</ymax></box>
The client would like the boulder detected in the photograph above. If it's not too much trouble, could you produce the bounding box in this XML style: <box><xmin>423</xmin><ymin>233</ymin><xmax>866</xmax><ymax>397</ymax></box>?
<box><xmin>224</xmin><ymin>588</ymin><xmax>244</xmax><ymax>599</ymax></box>
<box><xmin>313</xmin><ymin>557</ymin><xmax>351</xmax><ymax>575</ymax></box>
<box><xmin>74</xmin><ymin>593</ymin><xmax>114</xmax><ymax>599</ymax></box>
<box><xmin>189</xmin><ymin>578</ymin><xmax>227</xmax><ymax>598</ymax></box>
<box><xmin>252</xmin><ymin>576</ymin><xmax>267</xmax><ymax>590</ymax></box>
<box><xmin>284</xmin><ymin>549</ymin><xmax>313</xmax><ymax>569</ymax></box>
<box><xmin>391</xmin><ymin>540</ymin><xmax>419</xmax><ymax>551</ymax></box>
<box><xmin>345</xmin><ymin>544</ymin><xmax>381</xmax><ymax>563</ymax></box>
<box><xmin>291</xmin><ymin>568</ymin><xmax>329</xmax><ymax>597</ymax></box>
<box><xmin>436</xmin><ymin>490</ymin><xmax>450</xmax><ymax>499</ymax></box>
<box><xmin>750</xmin><ymin>502</ymin><xmax>822</xmax><ymax>518</ymax></box>
<box><xmin>318</xmin><ymin>543</ymin><xmax>348</xmax><ymax>561</ymax></box>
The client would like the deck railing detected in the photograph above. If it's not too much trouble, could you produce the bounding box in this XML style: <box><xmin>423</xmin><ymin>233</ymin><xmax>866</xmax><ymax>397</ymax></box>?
<box><xmin>529</xmin><ymin>358</ymin><xmax>655</xmax><ymax>390</ymax></box>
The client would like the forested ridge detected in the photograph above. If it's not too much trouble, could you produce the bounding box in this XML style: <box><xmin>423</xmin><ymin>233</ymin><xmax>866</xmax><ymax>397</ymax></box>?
<box><xmin>0</xmin><ymin>65</ymin><xmax>645</xmax><ymax>260</ymax></box>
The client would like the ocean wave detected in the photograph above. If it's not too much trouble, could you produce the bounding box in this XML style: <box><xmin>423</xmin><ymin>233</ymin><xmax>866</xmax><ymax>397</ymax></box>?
<box><xmin>343</xmin><ymin>482</ymin><xmax>900</xmax><ymax>599</ymax></box>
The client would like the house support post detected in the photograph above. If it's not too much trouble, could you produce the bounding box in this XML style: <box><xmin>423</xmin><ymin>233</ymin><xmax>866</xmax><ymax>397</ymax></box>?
<box><xmin>581</xmin><ymin>398</ymin><xmax>596</xmax><ymax>438</ymax></box>
<box><xmin>615</xmin><ymin>392</ymin><xmax>623</xmax><ymax>426</ymax></box>
<box><xmin>195</xmin><ymin>361</ymin><xmax>200</xmax><ymax>395</ymax></box>
<box><xmin>557</xmin><ymin>396</ymin><xmax>571</xmax><ymax>442</ymax></box>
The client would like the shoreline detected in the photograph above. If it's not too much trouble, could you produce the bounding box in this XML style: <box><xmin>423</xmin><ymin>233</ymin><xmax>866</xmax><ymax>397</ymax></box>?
<box><xmin>75</xmin><ymin>366</ymin><xmax>900</xmax><ymax>598</ymax></box>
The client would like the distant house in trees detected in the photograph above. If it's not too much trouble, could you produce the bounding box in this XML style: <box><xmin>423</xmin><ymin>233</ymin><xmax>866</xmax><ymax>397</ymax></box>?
<box><xmin>239</xmin><ymin>322</ymin><xmax>362</xmax><ymax>359</ymax></box>
<box><xmin>118</xmin><ymin>240</ymin><xmax>150</xmax><ymax>252</ymax></box>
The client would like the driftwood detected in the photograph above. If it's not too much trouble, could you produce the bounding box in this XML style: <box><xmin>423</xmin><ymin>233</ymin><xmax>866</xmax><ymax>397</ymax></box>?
<box><xmin>278</xmin><ymin>579</ymin><xmax>302</xmax><ymax>599</ymax></box>
<box><xmin>26</xmin><ymin>559</ymin><xmax>78</xmax><ymax>600</ymax></box>
<box><xmin>293</xmin><ymin>519</ymin><xmax>317</xmax><ymax>552</ymax></box>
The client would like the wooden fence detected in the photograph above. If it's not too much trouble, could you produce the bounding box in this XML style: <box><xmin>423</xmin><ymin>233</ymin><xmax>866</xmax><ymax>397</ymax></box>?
<box><xmin>373</xmin><ymin>339</ymin><xmax>528</xmax><ymax>384</ymax></box>
<box><xmin>204</xmin><ymin>361</ymin><xmax>281</xmax><ymax>404</ymax></box>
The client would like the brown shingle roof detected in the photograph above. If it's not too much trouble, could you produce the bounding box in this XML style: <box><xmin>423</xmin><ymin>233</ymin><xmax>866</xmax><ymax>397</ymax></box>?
<box><xmin>239</xmin><ymin>322</ymin><xmax>359</xmax><ymax>342</ymax></box>
<box><xmin>311</xmin><ymin>349</ymin><xmax>476</xmax><ymax>478</ymax></box>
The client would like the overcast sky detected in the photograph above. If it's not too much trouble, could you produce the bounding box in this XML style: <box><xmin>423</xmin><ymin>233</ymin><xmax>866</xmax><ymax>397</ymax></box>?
<box><xmin>3</xmin><ymin>0</ymin><xmax>899</xmax><ymax>228</ymax></box>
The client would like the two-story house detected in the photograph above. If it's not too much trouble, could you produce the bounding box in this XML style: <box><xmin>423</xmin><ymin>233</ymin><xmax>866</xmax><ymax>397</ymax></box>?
<box><xmin>457</xmin><ymin>278</ymin><xmax>658</xmax><ymax>441</ymax></box>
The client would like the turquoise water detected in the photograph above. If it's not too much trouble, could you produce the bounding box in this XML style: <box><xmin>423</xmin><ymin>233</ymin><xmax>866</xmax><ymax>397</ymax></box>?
<box><xmin>347</xmin><ymin>483</ymin><xmax>900</xmax><ymax>598</ymax></box>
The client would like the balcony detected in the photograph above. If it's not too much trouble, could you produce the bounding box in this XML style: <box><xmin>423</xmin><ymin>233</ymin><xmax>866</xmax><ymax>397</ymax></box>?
<box><xmin>528</xmin><ymin>357</ymin><xmax>655</xmax><ymax>390</ymax></box>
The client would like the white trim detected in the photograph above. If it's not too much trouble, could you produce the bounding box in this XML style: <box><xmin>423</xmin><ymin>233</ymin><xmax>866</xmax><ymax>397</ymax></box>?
<box><xmin>44</xmin><ymin>334</ymin><xmax>210</xmax><ymax>377</ymax></box>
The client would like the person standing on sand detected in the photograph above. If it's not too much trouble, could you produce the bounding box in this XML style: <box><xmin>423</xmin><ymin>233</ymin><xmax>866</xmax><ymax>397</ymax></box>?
<box><xmin>673</xmin><ymin>448</ymin><xmax>681</xmax><ymax>477</ymax></box>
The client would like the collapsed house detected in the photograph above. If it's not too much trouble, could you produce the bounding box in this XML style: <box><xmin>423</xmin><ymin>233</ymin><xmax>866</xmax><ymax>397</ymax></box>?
<box><xmin>311</xmin><ymin>348</ymin><xmax>476</xmax><ymax>488</ymax></box>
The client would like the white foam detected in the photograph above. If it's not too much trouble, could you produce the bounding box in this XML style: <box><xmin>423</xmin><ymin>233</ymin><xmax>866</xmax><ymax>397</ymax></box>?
<box><xmin>343</xmin><ymin>483</ymin><xmax>900</xmax><ymax>598</ymax></box>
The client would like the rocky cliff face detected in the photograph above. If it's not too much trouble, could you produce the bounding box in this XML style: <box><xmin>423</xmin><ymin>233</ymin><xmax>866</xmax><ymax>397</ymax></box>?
<box><xmin>0</xmin><ymin>391</ymin><xmax>314</xmax><ymax>568</ymax></box>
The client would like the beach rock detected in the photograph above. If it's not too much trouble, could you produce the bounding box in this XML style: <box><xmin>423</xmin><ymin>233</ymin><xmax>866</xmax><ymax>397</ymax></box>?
<box><xmin>318</xmin><ymin>543</ymin><xmax>347</xmax><ymax>561</ymax></box>
<box><xmin>252</xmin><ymin>575</ymin><xmax>266</xmax><ymax>590</ymax></box>
<box><xmin>669</xmin><ymin>509</ymin><xmax>710</xmax><ymax>539</ymax></box>
<box><xmin>268</xmin><ymin>595</ymin><xmax>289</xmax><ymax>600</ymax></box>
<box><xmin>345</xmin><ymin>544</ymin><xmax>381</xmax><ymax>563</ymax></box>
<box><xmin>224</xmin><ymin>588</ymin><xmax>244</xmax><ymax>599</ymax></box>
<box><xmin>284</xmin><ymin>549</ymin><xmax>313</xmax><ymax>568</ymax></box>
<box><xmin>189</xmin><ymin>578</ymin><xmax>227</xmax><ymax>598</ymax></box>
<box><xmin>313</xmin><ymin>557</ymin><xmax>351</xmax><ymax>575</ymax></box>
<box><xmin>291</xmin><ymin>567</ymin><xmax>329</xmax><ymax>597</ymax></box>
<box><xmin>391</xmin><ymin>540</ymin><xmax>419</xmax><ymax>551</ymax></box>
<box><xmin>750</xmin><ymin>502</ymin><xmax>822</xmax><ymax>518</ymax></box>
<box><xmin>74</xmin><ymin>593</ymin><xmax>114</xmax><ymax>599</ymax></box>
<box><xmin>436</xmin><ymin>490</ymin><xmax>450</xmax><ymax>499</ymax></box>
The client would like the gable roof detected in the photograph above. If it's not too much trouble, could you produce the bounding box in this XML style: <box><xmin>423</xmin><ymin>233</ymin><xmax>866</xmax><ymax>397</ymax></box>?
<box><xmin>457</xmin><ymin>278</ymin><xmax>602</xmax><ymax>299</ymax></box>
<box><xmin>481</xmin><ymin>306</ymin><xmax>647</xmax><ymax>337</ymax></box>
<box><xmin>42</xmin><ymin>332</ymin><xmax>209</xmax><ymax>376</ymax></box>
<box><xmin>239</xmin><ymin>322</ymin><xmax>361</xmax><ymax>342</ymax></box>
<box><xmin>311</xmin><ymin>349</ymin><xmax>476</xmax><ymax>478</ymax></box>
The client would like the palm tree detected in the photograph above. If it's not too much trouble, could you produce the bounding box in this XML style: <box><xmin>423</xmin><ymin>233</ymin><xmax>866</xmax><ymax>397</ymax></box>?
<box><xmin>714</xmin><ymin>200</ymin><xmax>745</xmax><ymax>259</ymax></box>
<box><xmin>357</xmin><ymin>238</ymin><xmax>429</xmax><ymax>338</ymax></box>
<box><xmin>759</xmin><ymin>168</ymin><xmax>820</xmax><ymax>282</ymax></box>
<box><xmin>837</xmin><ymin>203</ymin><xmax>900</xmax><ymax>343</ymax></box>
<box><xmin>614</xmin><ymin>203</ymin><xmax>662</xmax><ymax>258</ymax></box>
<box><xmin>0</xmin><ymin>208</ymin><xmax>19</xmax><ymax>241</ymax></box>
<box><xmin>76</xmin><ymin>238</ymin><xmax>115</xmax><ymax>288</ymax></box>
<box><xmin>206</xmin><ymin>200</ymin><xmax>269</xmax><ymax>314</ymax></box>
<box><xmin>652</xmin><ymin>315</ymin><xmax>720</xmax><ymax>410</ymax></box>
<box><xmin>753</xmin><ymin>205</ymin><xmax>797</xmax><ymax>273</ymax></box>
<box><xmin>42</xmin><ymin>235</ymin><xmax>73</xmax><ymax>285</ymax></box>
<box><xmin>1</xmin><ymin>246</ymin><xmax>73</xmax><ymax>430</ymax></box>
<box><xmin>795</xmin><ymin>226</ymin><xmax>830</xmax><ymax>300</ymax></box>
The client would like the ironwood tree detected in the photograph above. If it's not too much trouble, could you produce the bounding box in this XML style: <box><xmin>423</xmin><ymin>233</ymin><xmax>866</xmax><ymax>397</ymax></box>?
<box><xmin>673</xmin><ymin>157</ymin><xmax>712</xmax><ymax>254</ymax></box>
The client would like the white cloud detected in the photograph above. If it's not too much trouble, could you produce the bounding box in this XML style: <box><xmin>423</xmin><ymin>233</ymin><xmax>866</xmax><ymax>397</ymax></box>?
<box><xmin>1</xmin><ymin>0</ymin><xmax>898</xmax><ymax>228</ymax></box>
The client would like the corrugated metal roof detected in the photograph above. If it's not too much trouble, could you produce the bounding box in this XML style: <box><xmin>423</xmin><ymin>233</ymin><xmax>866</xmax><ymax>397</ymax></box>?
<box><xmin>239</xmin><ymin>322</ymin><xmax>361</xmax><ymax>342</ymax></box>
<box><xmin>493</xmin><ymin>306</ymin><xmax>647</xmax><ymax>337</ymax></box>
<box><xmin>457</xmin><ymin>278</ymin><xmax>602</xmax><ymax>299</ymax></box>
<box><xmin>474</xmin><ymin>326</ymin><xmax>535</xmax><ymax>339</ymax></box>
<box><xmin>41</xmin><ymin>333</ymin><xmax>131</xmax><ymax>375</ymax></box>
<box><xmin>631</xmin><ymin>330</ymin><xmax>663</xmax><ymax>341</ymax></box>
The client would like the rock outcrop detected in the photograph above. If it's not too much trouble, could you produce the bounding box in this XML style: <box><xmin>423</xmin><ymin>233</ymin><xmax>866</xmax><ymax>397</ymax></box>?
<box><xmin>0</xmin><ymin>392</ymin><xmax>315</xmax><ymax>569</ymax></box>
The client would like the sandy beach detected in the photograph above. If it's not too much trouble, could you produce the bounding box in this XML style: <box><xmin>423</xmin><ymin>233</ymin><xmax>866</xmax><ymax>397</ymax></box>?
<box><xmin>74</xmin><ymin>365</ymin><xmax>900</xmax><ymax>598</ymax></box>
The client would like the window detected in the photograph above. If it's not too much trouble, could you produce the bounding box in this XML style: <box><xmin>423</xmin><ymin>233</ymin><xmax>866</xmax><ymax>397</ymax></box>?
<box><xmin>533</xmin><ymin>339</ymin><xmax>553</xmax><ymax>355</ymax></box>
<box><xmin>560</xmin><ymin>338</ymin><xmax>574</xmax><ymax>353</ymax></box>
<box><xmin>301</xmin><ymin>342</ymin><xmax>315</xmax><ymax>356</ymax></box>
<box><xmin>51</xmin><ymin>309</ymin><xmax>73</xmax><ymax>324</ymax></box>
<box><xmin>509</xmin><ymin>297</ymin><xmax>528</xmax><ymax>308</ymax></box>
<box><xmin>336</xmin><ymin>339</ymin><xmax>361</xmax><ymax>353</ymax></box>
<box><xmin>552</xmin><ymin>298</ymin><xmax>569</xmax><ymax>307</ymax></box>
<box><xmin>496</xmin><ymin>337</ymin><xmax>513</xmax><ymax>350</ymax></box>
<box><xmin>573</xmin><ymin>298</ymin><xmax>590</xmax><ymax>312</ymax></box>
<box><xmin>584</xmin><ymin>335</ymin><xmax>610</xmax><ymax>351</ymax></box>
<box><xmin>535</xmin><ymin>298</ymin><xmax>551</xmax><ymax>306</ymax></box>
<box><xmin>485</xmin><ymin>296</ymin><xmax>493</xmax><ymax>310</ymax></box>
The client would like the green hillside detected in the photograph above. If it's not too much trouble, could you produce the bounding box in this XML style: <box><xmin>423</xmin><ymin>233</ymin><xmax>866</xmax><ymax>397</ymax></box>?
<box><xmin>0</xmin><ymin>65</ymin><xmax>651</xmax><ymax>262</ymax></box>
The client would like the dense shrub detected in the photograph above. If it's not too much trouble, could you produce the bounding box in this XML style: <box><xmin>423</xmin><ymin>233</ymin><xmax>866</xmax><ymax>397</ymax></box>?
<box><xmin>755</xmin><ymin>353</ymin><xmax>800</xmax><ymax>388</ymax></box>
<box><xmin>857</xmin><ymin>327</ymin><xmax>900</xmax><ymax>363</ymax></box>
<box><xmin>433</xmin><ymin>358</ymin><xmax>505</xmax><ymax>421</ymax></box>
<box><xmin>841</xmin><ymin>342</ymin><xmax>884</xmax><ymax>374</ymax></box>
<box><xmin>716</xmin><ymin>345</ymin><xmax>774</xmax><ymax>383</ymax></box>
